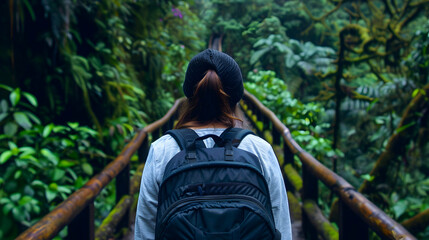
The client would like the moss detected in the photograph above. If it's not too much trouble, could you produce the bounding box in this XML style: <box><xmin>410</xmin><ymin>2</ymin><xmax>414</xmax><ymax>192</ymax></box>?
<box><xmin>256</xmin><ymin>121</ymin><xmax>263</xmax><ymax>132</ymax></box>
<box><xmin>340</xmin><ymin>24</ymin><xmax>372</xmax><ymax>54</ymax></box>
<box><xmin>284</xmin><ymin>164</ymin><xmax>303</xmax><ymax>192</ymax></box>
<box><xmin>251</xmin><ymin>114</ymin><xmax>257</xmax><ymax>123</ymax></box>
<box><xmin>263</xmin><ymin>130</ymin><xmax>273</xmax><ymax>145</ymax></box>
<box><xmin>303</xmin><ymin>200</ymin><xmax>339</xmax><ymax>240</ymax></box>
<box><xmin>322</xmin><ymin>222</ymin><xmax>339</xmax><ymax>240</ymax></box>
<box><xmin>95</xmin><ymin>195</ymin><xmax>133</xmax><ymax>240</ymax></box>
<box><xmin>287</xmin><ymin>191</ymin><xmax>302</xmax><ymax>221</ymax></box>
<box><xmin>273</xmin><ymin>146</ymin><xmax>284</xmax><ymax>165</ymax></box>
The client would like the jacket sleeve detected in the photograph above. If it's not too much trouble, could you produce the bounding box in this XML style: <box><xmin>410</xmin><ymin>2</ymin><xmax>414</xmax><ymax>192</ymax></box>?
<box><xmin>265</xmin><ymin>147</ymin><xmax>293</xmax><ymax>240</ymax></box>
<box><xmin>238</xmin><ymin>135</ymin><xmax>293</xmax><ymax>240</ymax></box>
<box><xmin>135</xmin><ymin>145</ymin><xmax>158</xmax><ymax>240</ymax></box>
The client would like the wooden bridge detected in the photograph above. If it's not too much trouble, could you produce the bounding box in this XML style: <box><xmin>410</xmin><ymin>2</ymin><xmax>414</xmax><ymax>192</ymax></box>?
<box><xmin>16</xmin><ymin>38</ymin><xmax>417</xmax><ymax>240</ymax></box>
<box><xmin>16</xmin><ymin>91</ymin><xmax>416</xmax><ymax>240</ymax></box>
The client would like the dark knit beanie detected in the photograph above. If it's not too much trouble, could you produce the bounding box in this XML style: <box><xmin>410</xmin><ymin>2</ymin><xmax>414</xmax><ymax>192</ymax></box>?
<box><xmin>183</xmin><ymin>49</ymin><xmax>244</xmax><ymax>106</ymax></box>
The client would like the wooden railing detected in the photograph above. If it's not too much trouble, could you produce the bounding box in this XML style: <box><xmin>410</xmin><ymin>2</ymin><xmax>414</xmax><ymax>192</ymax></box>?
<box><xmin>16</xmin><ymin>31</ymin><xmax>417</xmax><ymax>238</ymax></box>
<box><xmin>16</xmin><ymin>98</ymin><xmax>185</xmax><ymax>240</ymax></box>
<box><xmin>241</xmin><ymin>90</ymin><xmax>416</xmax><ymax>240</ymax></box>
<box><xmin>17</xmin><ymin>90</ymin><xmax>416</xmax><ymax>240</ymax></box>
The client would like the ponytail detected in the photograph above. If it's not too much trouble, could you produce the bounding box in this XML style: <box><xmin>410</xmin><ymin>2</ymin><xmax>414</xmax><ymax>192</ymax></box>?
<box><xmin>175</xmin><ymin>70</ymin><xmax>241</xmax><ymax>129</ymax></box>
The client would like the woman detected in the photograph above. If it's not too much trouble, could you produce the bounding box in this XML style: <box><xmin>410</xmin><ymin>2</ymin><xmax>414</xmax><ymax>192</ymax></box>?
<box><xmin>135</xmin><ymin>49</ymin><xmax>292</xmax><ymax>240</ymax></box>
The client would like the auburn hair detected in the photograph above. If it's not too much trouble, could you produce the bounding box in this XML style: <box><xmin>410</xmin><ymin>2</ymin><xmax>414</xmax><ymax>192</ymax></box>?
<box><xmin>175</xmin><ymin>70</ymin><xmax>242</xmax><ymax>129</ymax></box>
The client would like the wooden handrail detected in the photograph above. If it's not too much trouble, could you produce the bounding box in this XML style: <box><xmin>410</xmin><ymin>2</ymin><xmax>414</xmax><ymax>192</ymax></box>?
<box><xmin>16</xmin><ymin>86</ymin><xmax>416</xmax><ymax>240</ymax></box>
<box><xmin>16</xmin><ymin>98</ymin><xmax>185</xmax><ymax>240</ymax></box>
<box><xmin>242</xmin><ymin>90</ymin><xmax>416</xmax><ymax>240</ymax></box>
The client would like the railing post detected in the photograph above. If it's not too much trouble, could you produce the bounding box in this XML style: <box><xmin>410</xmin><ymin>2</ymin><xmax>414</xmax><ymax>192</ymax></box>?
<box><xmin>116</xmin><ymin>163</ymin><xmax>130</xmax><ymax>231</ymax></box>
<box><xmin>152</xmin><ymin>128</ymin><xmax>160</xmax><ymax>141</ymax></box>
<box><xmin>168</xmin><ymin>113</ymin><xmax>176</xmax><ymax>129</ymax></box>
<box><xmin>263</xmin><ymin>115</ymin><xmax>270</xmax><ymax>131</ymax></box>
<box><xmin>282</xmin><ymin>143</ymin><xmax>295</xmax><ymax>192</ymax></box>
<box><xmin>138</xmin><ymin>137</ymin><xmax>149</xmax><ymax>163</ymax></box>
<box><xmin>68</xmin><ymin>202</ymin><xmax>94</xmax><ymax>240</ymax></box>
<box><xmin>272</xmin><ymin>128</ymin><xmax>281</xmax><ymax>145</ymax></box>
<box><xmin>339</xmin><ymin>199</ymin><xmax>368</xmax><ymax>240</ymax></box>
<box><xmin>302</xmin><ymin>165</ymin><xmax>319</xmax><ymax>240</ymax></box>
<box><xmin>162</xmin><ymin>123</ymin><xmax>169</xmax><ymax>135</ymax></box>
<box><xmin>283</xmin><ymin>142</ymin><xmax>294</xmax><ymax>166</ymax></box>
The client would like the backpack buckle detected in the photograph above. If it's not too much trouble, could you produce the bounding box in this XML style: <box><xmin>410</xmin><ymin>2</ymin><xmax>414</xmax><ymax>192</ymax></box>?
<box><xmin>186</xmin><ymin>151</ymin><xmax>197</xmax><ymax>161</ymax></box>
<box><xmin>225</xmin><ymin>149</ymin><xmax>234</xmax><ymax>161</ymax></box>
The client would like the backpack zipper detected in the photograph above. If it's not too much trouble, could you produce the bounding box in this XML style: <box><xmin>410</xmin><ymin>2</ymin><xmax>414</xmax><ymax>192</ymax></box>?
<box><xmin>157</xmin><ymin>194</ymin><xmax>276</xmax><ymax>238</ymax></box>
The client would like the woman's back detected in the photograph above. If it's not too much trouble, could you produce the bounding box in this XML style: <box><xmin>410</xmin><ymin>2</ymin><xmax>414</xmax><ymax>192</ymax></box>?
<box><xmin>135</xmin><ymin>128</ymin><xmax>292</xmax><ymax>239</ymax></box>
<box><xmin>135</xmin><ymin>49</ymin><xmax>292</xmax><ymax>239</ymax></box>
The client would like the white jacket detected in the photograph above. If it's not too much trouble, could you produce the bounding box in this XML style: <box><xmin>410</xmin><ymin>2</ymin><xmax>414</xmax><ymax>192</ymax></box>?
<box><xmin>135</xmin><ymin>128</ymin><xmax>292</xmax><ymax>240</ymax></box>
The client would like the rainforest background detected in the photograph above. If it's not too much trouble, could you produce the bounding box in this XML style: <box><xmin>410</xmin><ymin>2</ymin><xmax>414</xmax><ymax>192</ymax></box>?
<box><xmin>0</xmin><ymin>0</ymin><xmax>428</xmax><ymax>239</ymax></box>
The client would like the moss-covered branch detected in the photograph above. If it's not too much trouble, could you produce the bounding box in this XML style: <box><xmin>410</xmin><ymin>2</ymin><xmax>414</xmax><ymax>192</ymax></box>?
<box><xmin>95</xmin><ymin>195</ymin><xmax>133</xmax><ymax>240</ymax></box>
<box><xmin>301</xmin><ymin>0</ymin><xmax>343</xmax><ymax>34</ymax></box>
<box><xmin>369</xmin><ymin>61</ymin><xmax>390</xmax><ymax>83</ymax></box>
<box><xmin>382</xmin><ymin>0</ymin><xmax>396</xmax><ymax>16</ymax></box>
<box><xmin>303</xmin><ymin>200</ymin><xmax>339</xmax><ymax>240</ymax></box>
<box><xmin>359</xmin><ymin>84</ymin><xmax>429</xmax><ymax>194</ymax></box>
<box><xmin>302</xmin><ymin>0</ymin><xmax>343</xmax><ymax>22</ymax></box>
<box><xmin>401</xmin><ymin>208</ymin><xmax>429</xmax><ymax>235</ymax></box>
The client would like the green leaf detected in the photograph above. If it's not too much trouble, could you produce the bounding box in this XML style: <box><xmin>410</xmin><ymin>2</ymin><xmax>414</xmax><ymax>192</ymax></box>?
<box><xmin>43</xmin><ymin>123</ymin><xmax>54</xmax><ymax>138</ymax></box>
<box><xmin>0</xmin><ymin>113</ymin><xmax>7</xmax><ymax>122</ymax></box>
<box><xmin>19</xmin><ymin>147</ymin><xmax>36</xmax><ymax>157</ymax></box>
<box><xmin>12</xmin><ymin>207</ymin><xmax>25</xmax><ymax>222</ymax></box>
<box><xmin>360</xmin><ymin>174</ymin><xmax>375</xmax><ymax>182</ymax></box>
<box><xmin>61</xmin><ymin>139</ymin><xmax>75</xmax><ymax>147</ymax></box>
<box><xmin>3</xmin><ymin>203</ymin><xmax>14</xmax><ymax>215</ymax></box>
<box><xmin>82</xmin><ymin>162</ymin><xmax>93</xmax><ymax>175</ymax></box>
<box><xmin>53</xmin><ymin>125</ymin><xmax>67</xmax><ymax>133</ymax></box>
<box><xmin>76</xmin><ymin>126</ymin><xmax>98</xmax><ymax>136</ymax></box>
<box><xmin>366</xmin><ymin>98</ymin><xmax>379</xmax><ymax>112</ymax></box>
<box><xmin>394</xmin><ymin>121</ymin><xmax>416</xmax><ymax>134</ymax></box>
<box><xmin>4</xmin><ymin>122</ymin><xmax>18</xmax><ymax>137</ymax></box>
<box><xmin>58</xmin><ymin>160</ymin><xmax>77</xmax><ymax>168</ymax></box>
<box><xmin>49</xmin><ymin>183</ymin><xmax>58</xmax><ymax>191</ymax></box>
<box><xmin>250</xmin><ymin>47</ymin><xmax>271</xmax><ymax>65</ymax></box>
<box><xmin>1</xmin><ymin>99</ymin><xmax>8</xmax><ymax>112</ymax></box>
<box><xmin>8</xmin><ymin>141</ymin><xmax>17</xmax><ymax>150</ymax></box>
<box><xmin>22</xmin><ymin>92</ymin><xmax>38</xmax><ymax>107</ymax></box>
<box><xmin>23</xmin><ymin>185</ymin><xmax>35</xmax><ymax>196</ymax></box>
<box><xmin>13</xmin><ymin>112</ymin><xmax>32</xmax><ymax>129</ymax></box>
<box><xmin>412</xmin><ymin>89</ymin><xmax>420</xmax><ymax>98</ymax></box>
<box><xmin>68</xmin><ymin>122</ymin><xmax>79</xmax><ymax>129</ymax></box>
<box><xmin>51</xmin><ymin>168</ymin><xmax>65</xmax><ymax>181</ymax></box>
<box><xmin>45</xmin><ymin>189</ymin><xmax>57</xmax><ymax>202</ymax></box>
<box><xmin>393</xmin><ymin>200</ymin><xmax>408</xmax><ymax>218</ymax></box>
<box><xmin>14</xmin><ymin>170</ymin><xmax>22</xmax><ymax>179</ymax></box>
<box><xmin>41</xmin><ymin>148</ymin><xmax>59</xmax><ymax>165</ymax></box>
<box><xmin>0</xmin><ymin>151</ymin><xmax>13</xmax><ymax>164</ymax></box>
<box><xmin>57</xmin><ymin>186</ymin><xmax>72</xmax><ymax>194</ymax></box>
<box><xmin>10</xmin><ymin>193</ymin><xmax>21</xmax><ymax>202</ymax></box>
<box><xmin>25</xmin><ymin>112</ymin><xmax>41</xmax><ymax>125</ymax></box>
<box><xmin>0</xmin><ymin>84</ymin><xmax>13</xmax><ymax>92</ymax></box>
<box><xmin>10</xmin><ymin>88</ymin><xmax>21</xmax><ymax>106</ymax></box>
<box><xmin>18</xmin><ymin>196</ymin><xmax>32</xmax><ymax>206</ymax></box>
<box><xmin>31</xmin><ymin>180</ymin><xmax>46</xmax><ymax>188</ymax></box>
<box><xmin>22</xmin><ymin>0</ymin><xmax>36</xmax><ymax>21</ymax></box>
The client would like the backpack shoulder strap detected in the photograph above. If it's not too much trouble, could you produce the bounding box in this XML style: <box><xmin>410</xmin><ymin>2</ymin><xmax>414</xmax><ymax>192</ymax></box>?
<box><xmin>220</xmin><ymin>128</ymin><xmax>255</xmax><ymax>147</ymax></box>
<box><xmin>165</xmin><ymin>129</ymin><xmax>200</xmax><ymax>151</ymax></box>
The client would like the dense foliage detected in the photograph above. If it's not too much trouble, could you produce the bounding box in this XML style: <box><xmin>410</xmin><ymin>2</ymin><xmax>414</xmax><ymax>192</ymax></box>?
<box><xmin>0</xmin><ymin>0</ymin><xmax>206</xmax><ymax>238</ymax></box>
<box><xmin>202</xmin><ymin>0</ymin><xmax>429</xmax><ymax>238</ymax></box>
<box><xmin>1</xmin><ymin>0</ymin><xmax>428</xmax><ymax>239</ymax></box>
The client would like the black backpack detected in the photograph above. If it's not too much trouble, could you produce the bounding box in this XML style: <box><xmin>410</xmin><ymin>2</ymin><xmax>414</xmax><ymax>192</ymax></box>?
<box><xmin>155</xmin><ymin>128</ymin><xmax>281</xmax><ymax>240</ymax></box>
